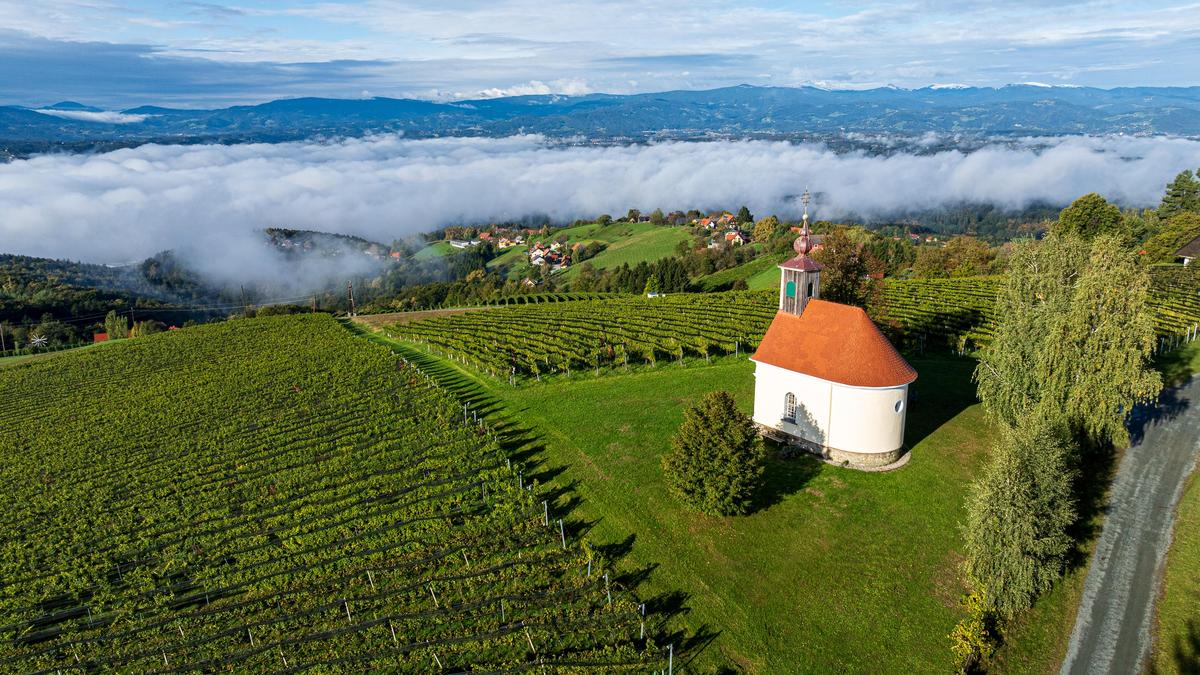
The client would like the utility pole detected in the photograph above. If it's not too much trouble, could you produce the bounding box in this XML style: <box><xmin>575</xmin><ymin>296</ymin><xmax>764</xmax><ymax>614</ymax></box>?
<box><xmin>240</xmin><ymin>285</ymin><xmax>248</xmax><ymax>316</ymax></box>
<box><xmin>310</xmin><ymin>296</ymin><xmax>317</xmax><ymax>313</ymax></box>
<box><xmin>0</xmin><ymin>322</ymin><xmax>6</xmax><ymax>353</ymax></box>
<box><xmin>347</xmin><ymin>281</ymin><xmax>356</xmax><ymax>316</ymax></box>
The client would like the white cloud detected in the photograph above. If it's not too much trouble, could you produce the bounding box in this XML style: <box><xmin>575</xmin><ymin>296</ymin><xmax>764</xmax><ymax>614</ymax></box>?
<box><xmin>1</xmin><ymin>134</ymin><xmax>1196</xmax><ymax>272</ymax></box>
<box><xmin>33</xmin><ymin>109</ymin><xmax>149</xmax><ymax>124</ymax></box>
<box><xmin>471</xmin><ymin>78</ymin><xmax>592</xmax><ymax>99</ymax></box>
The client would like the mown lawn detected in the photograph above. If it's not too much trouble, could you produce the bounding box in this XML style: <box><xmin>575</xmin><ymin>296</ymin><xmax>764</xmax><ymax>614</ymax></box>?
<box><xmin>487</xmin><ymin>353</ymin><xmax>991</xmax><ymax>672</ymax></box>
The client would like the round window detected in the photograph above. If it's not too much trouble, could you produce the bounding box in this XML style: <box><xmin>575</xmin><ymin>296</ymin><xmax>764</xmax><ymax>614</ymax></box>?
<box><xmin>894</xmin><ymin>400</ymin><xmax>904</xmax><ymax>413</ymax></box>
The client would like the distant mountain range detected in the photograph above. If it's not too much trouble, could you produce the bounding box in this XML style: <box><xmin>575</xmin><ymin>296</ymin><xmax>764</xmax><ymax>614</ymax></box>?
<box><xmin>3</xmin><ymin>84</ymin><xmax>1200</xmax><ymax>157</ymax></box>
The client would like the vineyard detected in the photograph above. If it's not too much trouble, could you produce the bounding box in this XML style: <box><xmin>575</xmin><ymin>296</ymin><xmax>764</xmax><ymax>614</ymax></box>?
<box><xmin>0</xmin><ymin>315</ymin><xmax>662</xmax><ymax>671</ymax></box>
<box><xmin>384</xmin><ymin>266</ymin><xmax>1200</xmax><ymax>382</ymax></box>
<box><xmin>385</xmin><ymin>292</ymin><xmax>777</xmax><ymax>382</ymax></box>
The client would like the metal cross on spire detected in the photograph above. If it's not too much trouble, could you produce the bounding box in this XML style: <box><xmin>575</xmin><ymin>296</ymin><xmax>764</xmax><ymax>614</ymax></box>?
<box><xmin>800</xmin><ymin>187</ymin><xmax>811</xmax><ymax>223</ymax></box>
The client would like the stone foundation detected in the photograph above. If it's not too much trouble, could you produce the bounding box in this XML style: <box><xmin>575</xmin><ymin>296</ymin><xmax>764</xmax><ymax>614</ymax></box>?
<box><xmin>757</xmin><ymin>424</ymin><xmax>906</xmax><ymax>470</ymax></box>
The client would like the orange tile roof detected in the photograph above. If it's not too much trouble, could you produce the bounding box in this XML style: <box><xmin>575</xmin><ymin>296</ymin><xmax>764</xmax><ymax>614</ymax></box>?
<box><xmin>751</xmin><ymin>300</ymin><xmax>917</xmax><ymax>388</ymax></box>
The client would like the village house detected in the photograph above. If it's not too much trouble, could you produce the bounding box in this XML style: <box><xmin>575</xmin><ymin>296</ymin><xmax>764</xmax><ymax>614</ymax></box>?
<box><xmin>1176</xmin><ymin>235</ymin><xmax>1200</xmax><ymax>265</ymax></box>
<box><xmin>724</xmin><ymin>230</ymin><xmax>750</xmax><ymax>245</ymax></box>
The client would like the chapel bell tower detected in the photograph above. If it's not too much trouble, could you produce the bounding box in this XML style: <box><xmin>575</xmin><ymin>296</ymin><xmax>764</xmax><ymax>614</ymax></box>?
<box><xmin>778</xmin><ymin>188</ymin><xmax>823</xmax><ymax>316</ymax></box>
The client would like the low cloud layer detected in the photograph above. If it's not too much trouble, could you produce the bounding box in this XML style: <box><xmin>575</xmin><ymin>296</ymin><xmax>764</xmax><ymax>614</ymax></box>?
<box><xmin>33</xmin><ymin>109</ymin><xmax>150</xmax><ymax>124</ymax></box>
<box><xmin>2</xmin><ymin>134</ymin><xmax>1198</xmax><ymax>269</ymax></box>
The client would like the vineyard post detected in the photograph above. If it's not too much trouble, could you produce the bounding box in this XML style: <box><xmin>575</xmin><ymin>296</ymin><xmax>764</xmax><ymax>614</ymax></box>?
<box><xmin>543</xmin><ymin>500</ymin><xmax>549</xmax><ymax>526</ymax></box>
<box><xmin>367</xmin><ymin>569</ymin><xmax>376</xmax><ymax>591</ymax></box>
<box><xmin>605</xmin><ymin>573</ymin><xmax>611</xmax><ymax>604</ymax></box>
<box><xmin>558</xmin><ymin>519</ymin><xmax>566</xmax><ymax>548</ymax></box>
<box><xmin>669</xmin><ymin>643</ymin><xmax>674</xmax><ymax>674</ymax></box>
<box><xmin>390</xmin><ymin>620</ymin><xmax>398</xmax><ymax>645</ymax></box>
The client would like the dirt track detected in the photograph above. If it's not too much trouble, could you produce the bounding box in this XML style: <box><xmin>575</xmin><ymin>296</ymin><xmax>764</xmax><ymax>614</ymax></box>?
<box><xmin>1060</xmin><ymin>376</ymin><xmax>1200</xmax><ymax>674</ymax></box>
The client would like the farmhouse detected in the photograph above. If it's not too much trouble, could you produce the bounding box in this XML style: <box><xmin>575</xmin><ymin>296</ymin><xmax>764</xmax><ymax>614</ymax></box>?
<box><xmin>1176</xmin><ymin>235</ymin><xmax>1200</xmax><ymax>265</ymax></box>
<box><xmin>751</xmin><ymin>202</ymin><xmax>916</xmax><ymax>469</ymax></box>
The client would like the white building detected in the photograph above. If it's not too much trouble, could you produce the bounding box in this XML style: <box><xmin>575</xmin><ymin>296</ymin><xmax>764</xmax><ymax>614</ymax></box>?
<box><xmin>750</xmin><ymin>203</ymin><xmax>916</xmax><ymax>469</ymax></box>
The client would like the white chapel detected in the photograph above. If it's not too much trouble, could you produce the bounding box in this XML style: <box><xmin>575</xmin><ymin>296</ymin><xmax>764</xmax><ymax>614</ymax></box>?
<box><xmin>750</xmin><ymin>193</ymin><xmax>916</xmax><ymax>469</ymax></box>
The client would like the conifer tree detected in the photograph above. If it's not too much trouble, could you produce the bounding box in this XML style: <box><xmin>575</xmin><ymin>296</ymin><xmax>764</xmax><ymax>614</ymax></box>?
<box><xmin>662</xmin><ymin>390</ymin><xmax>765</xmax><ymax>516</ymax></box>
<box><xmin>103</xmin><ymin>310</ymin><xmax>129</xmax><ymax>340</ymax></box>
<box><xmin>1157</xmin><ymin>169</ymin><xmax>1200</xmax><ymax>220</ymax></box>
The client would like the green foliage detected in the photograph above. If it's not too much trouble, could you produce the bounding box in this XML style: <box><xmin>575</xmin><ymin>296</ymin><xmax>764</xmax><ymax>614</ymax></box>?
<box><xmin>975</xmin><ymin>234</ymin><xmax>1161</xmax><ymax>446</ymax></box>
<box><xmin>964</xmin><ymin>414</ymin><xmax>1076</xmax><ymax>620</ymax></box>
<box><xmin>643</xmin><ymin>275</ymin><xmax>661</xmax><ymax>294</ymax></box>
<box><xmin>661</xmin><ymin>390</ymin><xmax>765</xmax><ymax>516</ymax></box>
<box><xmin>914</xmin><ymin>237</ymin><xmax>996</xmax><ymax>279</ymax></box>
<box><xmin>649</xmin><ymin>208</ymin><xmax>666</xmax><ymax>225</ymax></box>
<box><xmin>1141</xmin><ymin>213</ymin><xmax>1200</xmax><ymax>263</ymax></box>
<box><xmin>1157</xmin><ymin>169</ymin><xmax>1200</xmax><ymax>220</ymax></box>
<box><xmin>0</xmin><ymin>315</ymin><xmax>660</xmax><ymax>671</ymax></box>
<box><xmin>811</xmin><ymin>227</ymin><xmax>872</xmax><ymax>307</ymax></box>
<box><xmin>736</xmin><ymin>205</ymin><xmax>754</xmax><ymax>224</ymax></box>
<box><xmin>103</xmin><ymin>309</ymin><xmax>129</xmax><ymax>340</ymax></box>
<box><xmin>752</xmin><ymin>215</ymin><xmax>783</xmax><ymax>242</ymax></box>
<box><xmin>1054</xmin><ymin>193</ymin><xmax>1127</xmax><ymax>241</ymax></box>
<box><xmin>949</xmin><ymin>591</ymin><xmax>997</xmax><ymax>673</ymax></box>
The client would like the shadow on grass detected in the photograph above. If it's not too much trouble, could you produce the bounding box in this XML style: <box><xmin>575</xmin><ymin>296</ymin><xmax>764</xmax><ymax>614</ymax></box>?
<box><xmin>341</xmin><ymin>320</ymin><xmax>722</xmax><ymax>667</ymax></box>
<box><xmin>902</xmin><ymin>353</ymin><xmax>980</xmax><ymax>450</ymax></box>
<box><xmin>1149</xmin><ymin>618</ymin><xmax>1200</xmax><ymax>675</ymax></box>
<box><xmin>753</xmin><ymin>451</ymin><xmax>823</xmax><ymax>512</ymax></box>
<box><xmin>1172</xmin><ymin>618</ymin><xmax>1200</xmax><ymax>674</ymax></box>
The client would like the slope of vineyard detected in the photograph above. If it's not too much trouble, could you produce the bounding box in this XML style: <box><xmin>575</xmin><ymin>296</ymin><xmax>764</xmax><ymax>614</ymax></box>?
<box><xmin>384</xmin><ymin>266</ymin><xmax>1200</xmax><ymax>383</ymax></box>
<box><xmin>386</xmin><ymin>292</ymin><xmax>777</xmax><ymax>382</ymax></box>
<box><xmin>0</xmin><ymin>315</ymin><xmax>659</xmax><ymax>671</ymax></box>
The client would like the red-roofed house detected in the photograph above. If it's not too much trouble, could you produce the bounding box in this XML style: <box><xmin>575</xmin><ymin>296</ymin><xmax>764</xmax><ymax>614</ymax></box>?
<box><xmin>750</xmin><ymin>209</ymin><xmax>915</xmax><ymax>469</ymax></box>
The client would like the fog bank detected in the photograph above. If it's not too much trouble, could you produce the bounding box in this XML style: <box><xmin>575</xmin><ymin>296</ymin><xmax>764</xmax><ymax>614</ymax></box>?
<box><xmin>2</xmin><ymin>134</ymin><xmax>1198</xmax><ymax>266</ymax></box>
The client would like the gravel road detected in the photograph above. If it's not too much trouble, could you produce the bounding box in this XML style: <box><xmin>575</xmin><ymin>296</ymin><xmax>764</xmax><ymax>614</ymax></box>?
<box><xmin>1060</xmin><ymin>376</ymin><xmax>1200</xmax><ymax>675</ymax></box>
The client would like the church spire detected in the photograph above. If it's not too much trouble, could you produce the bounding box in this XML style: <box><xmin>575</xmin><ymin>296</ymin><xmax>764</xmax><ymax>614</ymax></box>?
<box><xmin>777</xmin><ymin>187</ymin><xmax>822</xmax><ymax>316</ymax></box>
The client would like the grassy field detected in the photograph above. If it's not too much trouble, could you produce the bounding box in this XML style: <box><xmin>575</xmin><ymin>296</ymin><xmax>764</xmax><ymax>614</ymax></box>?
<box><xmin>481</xmin><ymin>222</ymin><xmax>693</xmax><ymax>279</ymax></box>
<box><xmin>413</xmin><ymin>240</ymin><xmax>454</xmax><ymax>260</ymax></box>
<box><xmin>357</xmin><ymin>319</ymin><xmax>1014</xmax><ymax>672</ymax></box>
<box><xmin>694</xmin><ymin>254</ymin><xmax>785</xmax><ymax>292</ymax></box>
<box><xmin>1153</xmin><ymin>472</ymin><xmax>1200</xmax><ymax>674</ymax></box>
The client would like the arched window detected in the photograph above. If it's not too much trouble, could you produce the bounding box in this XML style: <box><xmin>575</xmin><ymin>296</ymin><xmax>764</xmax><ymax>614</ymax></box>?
<box><xmin>785</xmin><ymin>280</ymin><xmax>796</xmax><ymax>299</ymax></box>
<box><xmin>784</xmin><ymin>392</ymin><xmax>797</xmax><ymax>422</ymax></box>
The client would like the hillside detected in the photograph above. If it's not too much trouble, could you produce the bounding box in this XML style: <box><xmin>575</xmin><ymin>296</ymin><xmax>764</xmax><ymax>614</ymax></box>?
<box><xmin>0</xmin><ymin>315</ymin><xmax>661</xmax><ymax>671</ymax></box>
<box><xmin>5</xmin><ymin>85</ymin><xmax>1200</xmax><ymax>152</ymax></box>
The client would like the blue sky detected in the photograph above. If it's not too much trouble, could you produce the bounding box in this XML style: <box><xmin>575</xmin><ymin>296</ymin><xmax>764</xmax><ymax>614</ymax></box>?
<box><xmin>0</xmin><ymin>0</ymin><xmax>1197</xmax><ymax>107</ymax></box>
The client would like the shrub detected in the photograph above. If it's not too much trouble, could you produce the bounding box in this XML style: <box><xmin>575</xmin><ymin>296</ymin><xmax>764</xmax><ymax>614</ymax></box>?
<box><xmin>662</xmin><ymin>390</ymin><xmax>765</xmax><ymax>516</ymax></box>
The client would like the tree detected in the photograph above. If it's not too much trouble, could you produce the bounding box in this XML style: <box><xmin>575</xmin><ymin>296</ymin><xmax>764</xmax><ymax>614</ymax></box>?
<box><xmin>104</xmin><ymin>310</ymin><xmax>129</xmax><ymax>340</ymax></box>
<box><xmin>643</xmin><ymin>275</ymin><xmax>661</xmax><ymax>295</ymax></box>
<box><xmin>913</xmin><ymin>246</ymin><xmax>952</xmax><ymax>279</ymax></box>
<box><xmin>1054</xmin><ymin>193</ymin><xmax>1126</xmax><ymax>241</ymax></box>
<box><xmin>649</xmin><ymin>208</ymin><xmax>666</xmax><ymax>225</ymax></box>
<box><xmin>975</xmin><ymin>233</ymin><xmax>1160</xmax><ymax>447</ymax></box>
<box><xmin>596</xmin><ymin>214</ymin><xmax>612</xmax><ymax>226</ymax></box>
<box><xmin>736</xmin><ymin>205</ymin><xmax>753</xmax><ymax>224</ymax></box>
<box><xmin>752</xmin><ymin>215</ymin><xmax>782</xmax><ymax>243</ymax></box>
<box><xmin>811</xmin><ymin>227</ymin><xmax>871</xmax><ymax>307</ymax></box>
<box><xmin>1140</xmin><ymin>212</ymin><xmax>1200</xmax><ymax>263</ymax></box>
<box><xmin>662</xmin><ymin>390</ymin><xmax>765</xmax><ymax>516</ymax></box>
<box><xmin>1157</xmin><ymin>169</ymin><xmax>1200</xmax><ymax>220</ymax></box>
<box><xmin>625</xmin><ymin>208</ymin><xmax>641</xmax><ymax>222</ymax></box>
<box><xmin>943</xmin><ymin>236</ymin><xmax>993</xmax><ymax>277</ymax></box>
<box><xmin>964</xmin><ymin>413</ymin><xmax>1076</xmax><ymax>620</ymax></box>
